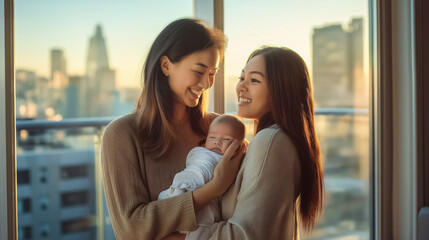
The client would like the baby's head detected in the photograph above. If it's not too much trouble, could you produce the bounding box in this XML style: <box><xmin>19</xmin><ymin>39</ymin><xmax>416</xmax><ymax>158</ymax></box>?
<box><xmin>205</xmin><ymin>115</ymin><xmax>246</xmax><ymax>155</ymax></box>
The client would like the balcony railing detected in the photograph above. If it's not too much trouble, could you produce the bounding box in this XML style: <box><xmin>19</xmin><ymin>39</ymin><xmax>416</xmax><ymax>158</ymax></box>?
<box><xmin>15</xmin><ymin>108</ymin><xmax>369</xmax><ymax>130</ymax></box>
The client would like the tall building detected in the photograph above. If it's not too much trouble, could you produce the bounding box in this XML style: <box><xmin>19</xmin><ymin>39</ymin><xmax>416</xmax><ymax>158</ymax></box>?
<box><xmin>51</xmin><ymin>49</ymin><xmax>68</xmax><ymax>89</ymax></box>
<box><xmin>84</xmin><ymin>25</ymin><xmax>116</xmax><ymax>117</ymax></box>
<box><xmin>17</xmin><ymin>147</ymin><xmax>97</xmax><ymax>240</ymax></box>
<box><xmin>50</xmin><ymin>49</ymin><xmax>69</xmax><ymax>118</ymax></box>
<box><xmin>312</xmin><ymin>18</ymin><xmax>364</xmax><ymax>108</ymax></box>
<box><xmin>64</xmin><ymin>76</ymin><xmax>84</xmax><ymax>118</ymax></box>
<box><xmin>16</xmin><ymin>129</ymin><xmax>116</xmax><ymax>240</ymax></box>
<box><xmin>311</xmin><ymin>17</ymin><xmax>369</xmax><ymax>236</ymax></box>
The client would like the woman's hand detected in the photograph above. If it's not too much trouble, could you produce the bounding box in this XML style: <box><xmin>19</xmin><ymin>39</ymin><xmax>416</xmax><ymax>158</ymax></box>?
<box><xmin>162</xmin><ymin>232</ymin><xmax>186</xmax><ymax>240</ymax></box>
<box><xmin>212</xmin><ymin>140</ymin><xmax>247</xmax><ymax>193</ymax></box>
<box><xmin>192</xmin><ymin>140</ymin><xmax>247</xmax><ymax>212</ymax></box>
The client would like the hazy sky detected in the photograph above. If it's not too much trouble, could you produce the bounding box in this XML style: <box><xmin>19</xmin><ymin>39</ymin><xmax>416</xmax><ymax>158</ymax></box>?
<box><xmin>15</xmin><ymin>0</ymin><xmax>367</xmax><ymax>88</ymax></box>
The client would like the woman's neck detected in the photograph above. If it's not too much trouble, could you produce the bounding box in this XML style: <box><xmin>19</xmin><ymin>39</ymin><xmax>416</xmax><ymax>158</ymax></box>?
<box><xmin>173</xmin><ymin>102</ymin><xmax>188</xmax><ymax>123</ymax></box>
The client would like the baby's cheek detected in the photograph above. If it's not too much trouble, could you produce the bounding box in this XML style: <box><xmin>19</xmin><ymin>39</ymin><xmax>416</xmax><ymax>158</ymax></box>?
<box><xmin>204</xmin><ymin>141</ymin><xmax>210</xmax><ymax>149</ymax></box>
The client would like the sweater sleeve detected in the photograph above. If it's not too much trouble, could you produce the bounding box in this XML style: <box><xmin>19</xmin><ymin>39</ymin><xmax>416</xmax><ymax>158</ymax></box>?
<box><xmin>101</xmin><ymin>117</ymin><xmax>197</xmax><ymax>240</ymax></box>
<box><xmin>208</xmin><ymin>128</ymin><xmax>300</xmax><ymax>240</ymax></box>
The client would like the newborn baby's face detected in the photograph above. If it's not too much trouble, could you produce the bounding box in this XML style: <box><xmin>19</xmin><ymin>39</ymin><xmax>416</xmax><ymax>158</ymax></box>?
<box><xmin>205</xmin><ymin>122</ymin><xmax>236</xmax><ymax>155</ymax></box>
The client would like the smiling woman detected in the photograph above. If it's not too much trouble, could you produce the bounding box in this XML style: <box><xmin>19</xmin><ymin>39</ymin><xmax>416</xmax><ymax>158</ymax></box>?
<box><xmin>100</xmin><ymin>18</ymin><xmax>242</xmax><ymax>240</ymax></box>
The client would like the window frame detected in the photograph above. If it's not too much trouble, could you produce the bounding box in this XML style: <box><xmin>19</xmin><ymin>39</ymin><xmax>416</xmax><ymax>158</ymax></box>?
<box><xmin>1</xmin><ymin>0</ymin><xmax>424</xmax><ymax>239</ymax></box>
<box><xmin>373</xmin><ymin>0</ymin><xmax>420</xmax><ymax>239</ymax></box>
<box><xmin>194</xmin><ymin>0</ymin><xmax>225</xmax><ymax>114</ymax></box>
<box><xmin>1</xmin><ymin>0</ymin><xmax>16</xmax><ymax>239</ymax></box>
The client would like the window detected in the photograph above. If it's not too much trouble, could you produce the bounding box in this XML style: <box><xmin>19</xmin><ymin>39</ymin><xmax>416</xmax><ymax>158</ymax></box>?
<box><xmin>17</xmin><ymin>170</ymin><xmax>30</xmax><ymax>185</ymax></box>
<box><xmin>61</xmin><ymin>191</ymin><xmax>89</xmax><ymax>207</ymax></box>
<box><xmin>61</xmin><ymin>165</ymin><xmax>87</xmax><ymax>179</ymax></box>
<box><xmin>15</xmin><ymin>1</ymin><xmax>194</xmax><ymax>239</ymax></box>
<box><xmin>2</xmin><ymin>0</ymin><xmax>423</xmax><ymax>239</ymax></box>
<box><xmin>224</xmin><ymin>1</ymin><xmax>370</xmax><ymax>239</ymax></box>
<box><xmin>17</xmin><ymin>198</ymin><xmax>31</xmax><ymax>214</ymax></box>
<box><xmin>18</xmin><ymin>226</ymin><xmax>32</xmax><ymax>240</ymax></box>
<box><xmin>61</xmin><ymin>217</ymin><xmax>93</xmax><ymax>234</ymax></box>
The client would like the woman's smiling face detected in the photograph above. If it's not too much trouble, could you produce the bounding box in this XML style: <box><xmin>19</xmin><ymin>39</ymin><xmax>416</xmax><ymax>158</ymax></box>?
<box><xmin>162</xmin><ymin>47</ymin><xmax>220</xmax><ymax>108</ymax></box>
<box><xmin>236</xmin><ymin>54</ymin><xmax>271</xmax><ymax>120</ymax></box>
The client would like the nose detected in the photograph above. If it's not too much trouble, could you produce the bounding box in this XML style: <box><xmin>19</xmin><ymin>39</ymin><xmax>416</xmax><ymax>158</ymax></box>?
<box><xmin>214</xmin><ymin>139</ymin><xmax>221</xmax><ymax>145</ymax></box>
<box><xmin>236</xmin><ymin>78</ymin><xmax>248</xmax><ymax>94</ymax></box>
<box><xmin>199</xmin><ymin>73</ymin><xmax>214</xmax><ymax>90</ymax></box>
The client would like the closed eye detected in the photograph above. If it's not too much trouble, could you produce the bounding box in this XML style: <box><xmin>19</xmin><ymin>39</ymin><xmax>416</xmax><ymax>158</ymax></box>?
<box><xmin>251</xmin><ymin>78</ymin><xmax>260</xmax><ymax>83</ymax></box>
<box><xmin>194</xmin><ymin>70</ymin><xmax>203</xmax><ymax>75</ymax></box>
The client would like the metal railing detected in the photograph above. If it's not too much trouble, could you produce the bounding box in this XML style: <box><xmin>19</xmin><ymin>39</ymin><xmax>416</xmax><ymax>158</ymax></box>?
<box><xmin>15</xmin><ymin>108</ymin><xmax>369</xmax><ymax>130</ymax></box>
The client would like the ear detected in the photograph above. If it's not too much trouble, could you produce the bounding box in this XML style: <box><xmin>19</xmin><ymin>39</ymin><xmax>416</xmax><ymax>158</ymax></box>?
<box><xmin>160</xmin><ymin>56</ymin><xmax>171</xmax><ymax>77</ymax></box>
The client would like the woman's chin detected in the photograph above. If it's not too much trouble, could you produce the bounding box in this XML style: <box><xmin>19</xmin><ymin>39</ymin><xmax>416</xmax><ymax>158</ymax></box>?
<box><xmin>185</xmin><ymin>100</ymin><xmax>199</xmax><ymax>108</ymax></box>
<box><xmin>236</xmin><ymin>111</ymin><xmax>255</xmax><ymax>120</ymax></box>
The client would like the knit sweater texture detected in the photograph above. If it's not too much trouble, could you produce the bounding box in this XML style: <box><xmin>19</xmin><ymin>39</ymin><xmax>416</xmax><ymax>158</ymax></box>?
<box><xmin>102</xmin><ymin>112</ymin><xmax>301</xmax><ymax>240</ymax></box>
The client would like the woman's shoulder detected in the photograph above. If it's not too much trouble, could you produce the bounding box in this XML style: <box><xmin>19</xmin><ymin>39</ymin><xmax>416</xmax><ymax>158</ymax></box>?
<box><xmin>104</xmin><ymin>111</ymin><xmax>139</xmax><ymax>138</ymax></box>
<box><xmin>249</xmin><ymin>125</ymin><xmax>296</xmax><ymax>156</ymax></box>
<box><xmin>252</xmin><ymin>125</ymin><xmax>290</xmax><ymax>144</ymax></box>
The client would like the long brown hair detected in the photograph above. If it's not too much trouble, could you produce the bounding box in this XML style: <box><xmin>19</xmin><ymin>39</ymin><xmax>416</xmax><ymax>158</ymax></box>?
<box><xmin>249</xmin><ymin>46</ymin><xmax>324</xmax><ymax>232</ymax></box>
<box><xmin>136</xmin><ymin>18</ymin><xmax>226</xmax><ymax>158</ymax></box>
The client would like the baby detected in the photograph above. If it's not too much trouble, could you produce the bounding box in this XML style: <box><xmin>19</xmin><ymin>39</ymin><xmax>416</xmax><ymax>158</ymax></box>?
<box><xmin>158</xmin><ymin>114</ymin><xmax>246</xmax><ymax>240</ymax></box>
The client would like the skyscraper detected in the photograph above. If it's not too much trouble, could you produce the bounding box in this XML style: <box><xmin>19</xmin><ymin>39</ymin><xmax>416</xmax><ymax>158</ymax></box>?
<box><xmin>86</xmin><ymin>25</ymin><xmax>109</xmax><ymax>83</ymax></box>
<box><xmin>51</xmin><ymin>49</ymin><xmax>68</xmax><ymax>89</ymax></box>
<box><xmin>83</xmin><ymin>25</ymin><xmax>116</xmax><ymax>117</ymax></box>
<box><xmin>50</xmin><ymin>49</ymin><xmax>69</xmax><ymax>118</ymax></box>
<box><xmin>312</xmin><ymin>18</ymin><xmax>364</xmax><ymax>108</ymax></box>
<box><xmin>311</xmin><ymin>17</ymin><xmax>369</xmax><ymax>236</ymax></box>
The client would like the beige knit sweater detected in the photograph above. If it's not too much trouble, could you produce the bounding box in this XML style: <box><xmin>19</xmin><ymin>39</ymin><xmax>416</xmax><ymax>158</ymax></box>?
<box><xmin>208</xmin><ymin>125</ymin><xmax>301</xmax><ymax>240</ymax></box>
<box><xmin>101</xmin><ymin>112</ymin><xmax>201</xmax><ymax>240</ymax></box>
<box><xmin>102</xmin><ymin>112</ymin><xmax>301</xmax><ymax>240</ymax></box>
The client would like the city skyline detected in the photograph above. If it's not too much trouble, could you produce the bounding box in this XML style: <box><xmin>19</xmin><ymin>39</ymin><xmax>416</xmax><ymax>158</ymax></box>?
<box><xmin>15</xmin><ymin>0</ymin><xmax>367</xmax><ymax>88</ymax></box>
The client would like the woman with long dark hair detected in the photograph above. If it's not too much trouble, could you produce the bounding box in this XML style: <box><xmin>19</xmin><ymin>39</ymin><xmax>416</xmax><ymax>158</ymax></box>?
<box><xmin>101</xmin><ymin>18</ymin><xmax>245</xmax><ymax>240</ymax></box>
<box><xmin>205</xmin><ymin>46</ymin><xmax>324</xmax><ymax>239</ymax></box>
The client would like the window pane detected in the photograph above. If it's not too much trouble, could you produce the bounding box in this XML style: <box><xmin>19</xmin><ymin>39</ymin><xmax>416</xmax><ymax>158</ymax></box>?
<box><xmin>224</xmin><ymin>1</ymin><xmax>370</xmax><ymax>239</ymax></box>
<box><xmin>61</xmin><ymin>165</ymin><xmax>87</xmax><ymax>179</ymax></box>
<box><xmin>15</xmin><ymin>1</ymin><xmax>193</xmax><ymax>239</ymax></box>
<box><xmin>17</xmin><ymin>170</ymin><xmax>30</xmax><ymax>185</ymax></box>
<box><xmin>62</xmin><ymin>190</ymin><xmax>89</xmax><ymax>207</ymax></box>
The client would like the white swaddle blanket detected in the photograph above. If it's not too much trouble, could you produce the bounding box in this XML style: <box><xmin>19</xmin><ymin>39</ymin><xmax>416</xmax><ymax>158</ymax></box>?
<box><xmin>158</xmin><ymin>147</ymin><xmax>222</xmax><ymax>199</ymax></box>
<box><xmin>158</xmin><ymin>147</ymin><xmax>222</xmax><ymax>240</ymax></box>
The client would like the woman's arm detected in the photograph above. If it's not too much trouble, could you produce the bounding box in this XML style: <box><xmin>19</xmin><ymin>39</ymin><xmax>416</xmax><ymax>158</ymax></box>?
<box><xmin>101</xmin><ymin>117</ymin><xmax>197</xmax><ymax>240</ymax></box>
<box><xmin>208</xmin><ymin>128</ymin><xmax>301</xmax><ymax>240</ymax></box>
<box><xmin>192</xmin><ymin>140</ymin><xmax>246</xmax><ymax>212</ymax></box>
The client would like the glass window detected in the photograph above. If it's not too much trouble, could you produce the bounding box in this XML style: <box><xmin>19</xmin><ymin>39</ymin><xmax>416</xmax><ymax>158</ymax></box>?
<box><xmin>15</xmin><ymin>1</ymin><xmax>193</xmax><ymax>239</ymax></box>
<box><xmin>61</xmin><ymin>217</ymin><xmax>92</xmax><ymax>234</ymax></box>
<box><xmin>61</xmin><ymin>165</ymin><xmax>87</xmax><ymax>179</ymax></box>
<box><xmin>17</xmin><ymin>198</ymin><xmax>31</xmax><ymax>214</ymax></box>
<box><xmin>224</xmin><ymin>1</ymin><xmax>370</xmax><ymax>239</ymax></box>
<box><xmin>18</xmin><ymin>226</ymin><xmax>32</xmax><ymax>240</ymax></box>
<box><xmin>17</xmin><ymin>169</ymin><xmax>30</xmax><ymax>185</ymax></box>
<box><xmin>61</xmin><ymin>190</ymin><xmax>89</xmax><ymax>207</ymax></box>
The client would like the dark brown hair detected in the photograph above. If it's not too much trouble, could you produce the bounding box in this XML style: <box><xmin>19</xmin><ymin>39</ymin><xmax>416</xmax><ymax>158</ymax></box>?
<box><xmin>135</xmin><ymin>18</ymin><xmax>227</xmax><ymax>158</ymax></box>
<box><xmin>248</xmin><ymin>46</ymin><xmax>324</xmax><ymax>232</ymax></box>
